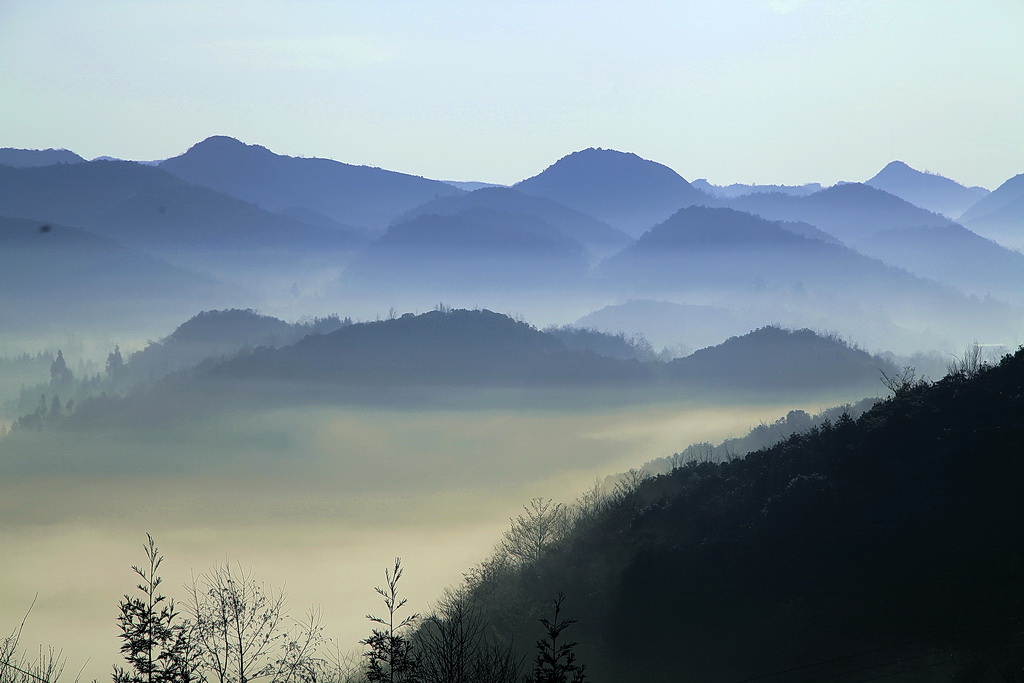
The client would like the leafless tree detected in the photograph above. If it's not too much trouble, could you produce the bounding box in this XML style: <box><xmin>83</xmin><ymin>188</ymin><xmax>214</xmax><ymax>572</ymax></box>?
<box><xmin>879</xmin><ymin>364</ymin><xmax>922</xmax><ymax>395</ymax></box>
<box><xmin>185</xmin><ymin>563</ymin><xmax>323</xmax><ymax>683</ymax></box>
<box><xmin>500</xmin><ymin>499</ymin><xmax>567</xmax><ymax>567</ymax></box>
<box><xmin>1</xmin><ymin>598</ymin><xmax>66</xmax><ymax>683</ymax></box>
<box><xmin>947</xmin><ymin>342</ymin><xmax>985</xmax><ymax>379</ymax></box>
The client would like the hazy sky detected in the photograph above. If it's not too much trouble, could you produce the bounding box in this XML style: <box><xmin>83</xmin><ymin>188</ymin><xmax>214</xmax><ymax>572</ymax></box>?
<box><xmin>1</xmin><ymin>1</ymin><xmax>1022</xmax><ymax>188</ymax></box>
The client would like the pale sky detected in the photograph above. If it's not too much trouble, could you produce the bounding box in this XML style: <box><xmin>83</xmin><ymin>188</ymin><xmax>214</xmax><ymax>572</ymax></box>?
<box><xmin>1</xmin><ymin>0</ymin><xmax>1022</xmax><ymax>188</ymax></box>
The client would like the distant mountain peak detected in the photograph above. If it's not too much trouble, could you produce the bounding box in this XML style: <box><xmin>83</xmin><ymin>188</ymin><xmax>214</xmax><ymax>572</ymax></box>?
<box><xmin>525</xmin><ymin>147</ymin><xmax>686</xmax><ymax>182</ymax></box>
<box><xmin>183</xmin><ymin>135</ymin><xmax>273</xmax><ymax>157</ymax></box>
<box><xmin>0</xmin><ymin>147</ymin><xmax>86</xmax><ymax>168</ymax></box>
<box><xmin>514</xmin><ymin>147</ymin><xmax>709</xmax><ymax>236</ymax></box>
<box><xmin>866</xmin><ymin>161</ymin><xmax>989</xmax><ymax>217</ymax></box>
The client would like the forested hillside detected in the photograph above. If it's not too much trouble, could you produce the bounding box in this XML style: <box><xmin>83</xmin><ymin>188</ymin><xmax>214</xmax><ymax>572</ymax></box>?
<box><xmin>441</xmin><ymin>346</ymin><xmax>1024</xmax><ymax>681</ymax></box>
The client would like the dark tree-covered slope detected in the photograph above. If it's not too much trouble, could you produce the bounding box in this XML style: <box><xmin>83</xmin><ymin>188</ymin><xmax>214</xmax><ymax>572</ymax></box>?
<box><xmin>206</xmin><ymin>308</ymin><xmax>651</xmax><ymax>388</ymax></box>
<box><xmin>53</xmin><ymin>312</ymin><xmax>894</xmax><ymax>431</ymax></box>
<box><xmin>667</xmin><ymin>325</ymin><xmax>887</xmax><ymax>392</ymax></box>
<box><xmin>458</xmin><ymin>347</ymin><xmax>1024</xmax><ymax>681</ymax></box>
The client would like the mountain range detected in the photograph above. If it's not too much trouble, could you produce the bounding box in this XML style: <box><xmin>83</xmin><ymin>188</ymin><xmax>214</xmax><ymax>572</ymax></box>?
<box><xmin>158</xmin><ymin>135</ymin><xmax>463</xmax><ymax>232</ymax></box>
<box><xmin>391</xmin><ymin>185</ymin><xmax>632</xmax><ymax>259</ymax></box>
<box><xmin>0</xmin><ymin>159</ymin><xmax>362</xmax><ymax>255</ymax></box>
<box><xmin>958</xmin><ymin>173</ymin><xmax>1024</xmax><ymax>250</ymax></box>
<box><xmin>865</xmin><ymin>160</ymin><xmax>989</xmax><ymax>218</ymax></box>
<box><xmin>3</xmin><ymin>137</ymin><xmax>1021</xmax><ymax>354</ymax></box>
<box><xmin>724</xmin><ymin>182</ymin><xmax>951</xmax><ymax>244</ymax></box>
<box><xmin>54</xmin><ymin>308</ymin><xmax>898</xmax><ymax>429</ymax></box>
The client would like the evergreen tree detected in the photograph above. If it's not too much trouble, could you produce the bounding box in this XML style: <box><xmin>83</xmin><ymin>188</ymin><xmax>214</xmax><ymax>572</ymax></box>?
<box><xmin>113</xmin><ymin>534</ymin><xmax>192</xmax><ymax>683</ymax></box>
<box><xmin>49</xmin><ymin>350</ymin><xmax>73</xmax><ymax>388</ymax></box>
<box><xmin>524</xmin><ymin>593</ymin><xmax>586</xmax><ymax>683</ymax></box>
<box><xmin>362</xmin><ymin>558</ymin><xmax>422</xmax><ymax>683</ymax></box>
<box><xmin>107</xmin><ymin>344</ymin><xmax>129</xmax><ymax>386</ymax></box>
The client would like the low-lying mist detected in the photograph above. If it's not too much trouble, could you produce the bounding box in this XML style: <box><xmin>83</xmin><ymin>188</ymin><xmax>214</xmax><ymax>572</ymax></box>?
<box><xmin>0</xmin><ymin>397</ymin><xmax>841</xmax><ymax>682</ymax></box>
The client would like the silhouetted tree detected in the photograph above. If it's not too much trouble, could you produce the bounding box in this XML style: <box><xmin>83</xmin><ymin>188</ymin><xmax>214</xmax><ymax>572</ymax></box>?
<box><xmin>524</xmin><ymin>593</ymin><xmax>585</xmax><ymax>683</ymax></box>
<box><xmin>501</xmin><ymin>499</ymin><xmax>567</xmax><ymax>566</ymax></box>
<box><xmin>107</xmin><ymin>345</ymin><xmax>129</xmax><ymax>386</ymax></box>
<box><xmin>362</xmin><ymin>558</ymin><xmax>421</xmax><ymax>683</ymax></box>
<box><xmin>947</xmin><ymin>341</ymin><xmax>985</xmax><ymax>379</ymax></box>
<box><xmin>417</xmin><ymin>587</ymin><xmax>520</xmax><ymax>683</ymax></box>
<box><xmin>185</xmin><ymin>562</ymin><xmax>323</xmax><ymax>683</ymax></box>
<box><xmin>49</xmin><ymin>350</ymin><xmax>73</xmax><ymax>388</ymax></box>
<box><xmin>1</xmin><ymin>598</ymin><xmax>66</xmax><ymax>683</ymax></box>
<box><xmin>113</xmin><ymin>535</ymin><xmax>192</xmax><ymax>683</ymax></box>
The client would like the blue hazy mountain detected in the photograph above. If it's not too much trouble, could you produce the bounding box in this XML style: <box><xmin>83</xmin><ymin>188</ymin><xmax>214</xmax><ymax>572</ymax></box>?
<box><xmin>691</xmin><ymin>178</ymin><xmax>823</xmax><ymax>198</ymax></box>
<box><xmin>67</xmin><ymin>310</ymin><xmax>892</xmax><ymax>426</ymax></box>
<box><xmin>211</xmin><ymin>311</ymin><xmax>890</xmax><ymax>394</ymax></box>
<box><xmin>0</xmin><ymin>215</ymin><xmax>241</xmax><ymax>332</ymax></box>
<box><xmin>159</xmin><ymin>135</ymin><xmax>463</xmax><ymax>232</ymax></box>
<box><xmin>726</xmin><ymin>182</ymin><xmax>950</xmax><ymax>244</ymax></box>
<box><xmin>667</xmin><ymin>325</ymin><xmax>889</xmax><ymax>391</ymax></box>
<box><xmin>574</xmin><ymin>300</ymin><xmax>755</xmax><ymax>353</ymax></box>
<box><xmin>856</xmin><ymin>223</ymin><xmax>1024</xmax><ymax>304</ymax></box>
<box><xmin>865</xmin><ymin>160</ymin><xmax>989</xmax><ymax>218</ymax></box>
<box><xmin>395</xmin><ymin>186</ymin><xmax>632</xmax><ymax>258</ymax></box>
<box><xmin>0</xmin><ymin>147</ymin><xmax>86</xmax><ymax>167</ymax></box>
<box><xmin>594</xmin><ymin>206</ymin><xmax>1022</xmax><ymax>353</ymax></box>
<box><xmin>339</xmin><ymin>207</ymin><xmax>591</xmax><ymax>293</ymax></box>
<box><xmin>597</xmin><ymin>206</ymin><xmax>921</xmax><ymax>292</ymax></box>
<box><xmin>0</xmin><ymin>159</ymin><xmax>362</xmax><ymax>254</ymax></box>
<box><xmin>201</xmin><ymin>308</ymin><xmax>655</xmax><ymax>391</ymax></box>
<box><xmin>126</xmin><ymin>309</ymin><xmax>350</xmax><ymax>384</ymax></box>
<box><xmin>514</xmin><ymin>148</ymin><xmax>711</xmax><ymax>237</ymax></box>
<box><xmin>957</xmin><ymin>173</ymin><xmax>1024</xmax><ymax>250</ymax></box>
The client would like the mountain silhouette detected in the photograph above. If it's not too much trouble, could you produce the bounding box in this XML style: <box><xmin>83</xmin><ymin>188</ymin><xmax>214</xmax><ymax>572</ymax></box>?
<box><xmin>667</xmin><ymin>325</ymin><xmax>892</xmax><ymax>392</ymax></box>
<box><xmin>594</xmin><ymin>206</ymin><xmax>1021</xmax><ymax>353</ymax></box>
<box><xmin>957</xmin><ymin>172</ymin><xmax>1024</xmax><ymax>250</ymax></box>
<box><xmin>0</xmin><ymin>215</ymin><xmax>241</xmax><ymax>332</ymax></box>
<box><xmin>597</xmin><ymin>205</ymin><xmax>921</xmax><ymax>292</ymax></box>
<box><xmin>574</xmin><ymin>299</ymin><xmax>757</xmax><ymax>352</ymax></box>
<box><xmin>514</xmin><ymin>148</ymin><xmax>711</xmax><ymax>236</ymax></box>
<box><xmin>127</xmin><ymin>309</ymin><xmax>350</xmax><ymax>384</ymax></box>
<box><xmin>205</xmin><ymin>308</ymin><xmax>652</xmax><ymax>389</ymax></box>
<box><xmin>340</xmin><ymin>207</ymin><xmax>591</xmax><ymax>292</ymax></box>
<box><xmin>726</xmin><ymin>182</ymin><xmax>949</xmax><ymax>244</ymax></box>
<box><xmin>454</xmin><ymin>345</ymin><xmax>1024</xmax><ymax>680</ymax></box>
<box><xmin>394</xmin><ymin>186</ymin><xmax>632</xmax><ymax>258</ymax></box>
<box><xmin>0</xmin><ymin>147</ymin><xmax>86</xmax><ymax>167</ymax></box>
<box><xmin>159</xmin><ymin>135</ymin><xmax>462</xmax><ymax>231</ymax></box>
<box><xmin>69</xmin><ymin>310</ymin><xmax>894</xmax><ymax>424</ymax></box>
<box><xmin>0</xmin><ymin>159</ymin><xmax>362</xmax><ymax>256</ymax></box>
<box><xmin>856</xmin><ymin>222</ymin><xmax>1024</xmax><ymax>303</ymax></box>
<box><xmin>866</xmin><ymin>160</ymin><xmax>988</xmax><ymax>217</ymax></box>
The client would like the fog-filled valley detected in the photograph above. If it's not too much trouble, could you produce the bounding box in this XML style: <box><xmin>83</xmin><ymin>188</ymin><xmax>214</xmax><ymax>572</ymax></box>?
<box><xmin>3</xmin><ymin>135</ymin><xmax>1024</xmax><ymax>682</ymax></box>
